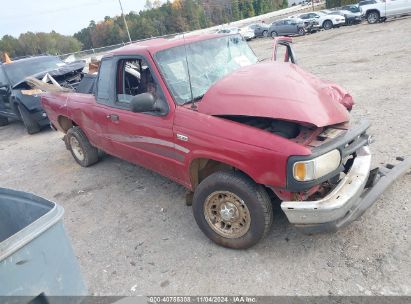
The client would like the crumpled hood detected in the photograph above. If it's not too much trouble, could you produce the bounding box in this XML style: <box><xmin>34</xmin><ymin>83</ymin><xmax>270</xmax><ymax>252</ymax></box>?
<box><xmin>12</xmin><ymin>60</ymin><xmax>85</xmax><ymax>89</ymax></box>
<box><xmin>197</xmin><ymin>62</ymin><xmax>353</xmax><ymax>127</ymax></box>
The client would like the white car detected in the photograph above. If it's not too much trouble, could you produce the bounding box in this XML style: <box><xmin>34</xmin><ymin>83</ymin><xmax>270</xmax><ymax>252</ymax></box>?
<box><xmin>327</xmin><ymin>7</ymin><xmax>362</xmax><ymax>25</ymax></box>
<box><xmin>239</xmin><ymin>26</ymin><xmax>256</xmax><ymax>40</ymax></box>
<box><xmin>360</xmin><ymin>0</ymin><xmax>411</xmax><ymax>24</ymax></box>
<box><xmin>216</xmin><ymin>27</ymin><xmax>255</xmax><ymax>40</ymax></box>
<box><xmin>289</xmin><ymin>11</ymin><xmax>345</xmax><ymax>30</ymax></box>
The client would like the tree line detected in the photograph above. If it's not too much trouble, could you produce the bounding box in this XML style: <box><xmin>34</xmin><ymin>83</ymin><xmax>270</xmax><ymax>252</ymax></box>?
<box><xmin>75</xmin><ymin>0</ymin><xmax>288</xmax><ymax>49</ymax></box>
<box><xmin>0</xmin><ymin>31</ymin><xmax>82</xmax><ymax>58</ymax></box>
<box><xmin>1</xmin><ymin>0</ymin><xmax>288</xmax><ymax>58</ymax></box>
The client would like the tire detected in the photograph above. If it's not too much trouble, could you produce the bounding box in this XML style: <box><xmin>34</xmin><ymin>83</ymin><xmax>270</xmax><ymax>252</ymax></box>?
<box><xmin>367</xmin><ymin>11</ymin><xmax>380</xmax><ymax>24</ymax></box>
<box><xmin>17</xmin><ymin>104</ymin><xmax>40</xmax><ymax>134</ymax></box>
<box><xmin>262</xmin><ymin>30</ymin><xmax>268</xmax><ymax>37</ymax></box>
<box><xmin>323</xmin><ymin>20</ymin><xmax>333</xmax><ymax>30</ymax></box>
<box><xmin>298</xmin><ymin>28</ymin><xmax>305</xmax><ymax>36</ymax></box>
<box><xmin>66</xmin><ymin>126</ymin><xmax>99</xmax><ymax>167</ymax></box>
<box><xmin>192</xmin><ymin>171</ymin><xmax>273</xmax><ymax>249</ymax></box>
<box><xmin>0</xmin><ymin>116</ymin><xmax>9</xmax><ymax>126</ymax></box>
<box><xmin>270</xmin><ymin>31</ymin><xmax>278</xmax><ymax>38</ymax></box>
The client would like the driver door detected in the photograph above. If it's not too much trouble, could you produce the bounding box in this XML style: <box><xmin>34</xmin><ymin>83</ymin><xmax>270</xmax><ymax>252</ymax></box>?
<box><xmin>93</xmin><ymin>56</ymin><xmax>184</xmax><ymax>183</ymax></box>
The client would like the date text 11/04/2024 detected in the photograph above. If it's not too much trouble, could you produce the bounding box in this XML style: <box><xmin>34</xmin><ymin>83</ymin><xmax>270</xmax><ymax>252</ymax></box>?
<box><xmin>148</xmin><ymin>296</ymin><xmax>257</xmax><ymax>303</ymax></box>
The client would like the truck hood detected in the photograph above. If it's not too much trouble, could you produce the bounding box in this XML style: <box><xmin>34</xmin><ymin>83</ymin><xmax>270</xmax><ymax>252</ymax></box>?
<box><xmin>197</xmin><ymin>62</ymin><xmax>353</xmax><ymax>127</ymax></box>
<box><xmin>12</xmin><ymin>60</ymin><xmax>85</xmax><ymax>89</ymax></box>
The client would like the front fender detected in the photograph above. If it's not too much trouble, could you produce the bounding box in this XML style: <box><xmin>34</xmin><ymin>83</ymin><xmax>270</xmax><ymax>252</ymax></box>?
<box><xmin>12</xmin><ymin>90</ymin><xmax>42</xmax><ymax>112</ymax></box>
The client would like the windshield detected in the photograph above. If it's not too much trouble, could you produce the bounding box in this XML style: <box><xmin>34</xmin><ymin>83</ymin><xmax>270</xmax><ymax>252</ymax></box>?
<box><xmin>154</xmin><ymin>35</ymin><xmax>257</xmax><ymax>105</ymax></box>
<box><xmin>3</xmin><ymin>56</ymin><xmax>66</xmax><ymax>86</ymax></box>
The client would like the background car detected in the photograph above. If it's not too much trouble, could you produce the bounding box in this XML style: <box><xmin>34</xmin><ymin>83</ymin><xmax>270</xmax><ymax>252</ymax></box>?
<box><xmin>360</xmin><ymin>0</ymin><xmax>411</xmax><ymax>24</ymax></box>
<box><xmin>0</xmin><ymin>55</ymin><xmax>84</xmax><ymax>134</ymax></box>
<box><xmin>268</xmin><ymin>19</ymin><xmax>306</xmax><ymax>37</ymax></box>
<box><xmin>216</xmin><ymin>27</ymin><xmax>254</xmax><ymax>40</ymax></box>
<box><xmin>328</xmin><ymin>7</ymin><xmax>362</xmax><ymax>25</ymax></box>
<box><xmin>291</xmin><ymin>11</ymin><xmax>345</xmax><ymax>30</ymax></box>
<box><xmin>249</xmin><ymin>23</ymin><xmax>270</xmax><ymax>37</ymax></box>
<box><xmin>239</xmin><ymin>25</ymin><xmax>256</xmax><ymax>40</ymax></box>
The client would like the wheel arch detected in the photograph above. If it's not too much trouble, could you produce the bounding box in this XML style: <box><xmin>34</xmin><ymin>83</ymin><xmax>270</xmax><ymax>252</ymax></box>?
<box><xmin>366</xmin><ymin>9</ymin><xmax>380</xmax><ymax>16</ymax></box>
<box><xmin>322</xmin><ymin>19</ymin><xmax>333</xmax><ymax>27</ymax></box>
<box><xmin>57</xmin><ymin>115</ymin><xmax>78</xmax><ymax>133</ymax></box>
<box><xmin>188</xmin><ymin>157</ymin><xmax>257</xmax><ymax>191</ymax></box>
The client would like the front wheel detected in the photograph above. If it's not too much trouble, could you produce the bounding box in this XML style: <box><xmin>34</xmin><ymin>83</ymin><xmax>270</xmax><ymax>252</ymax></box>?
<box><xmin>192</xmin><ymin>171</ymin><xmax>273</xmax><ymax>249</ymax></box>
<box><xmin>17</xmin><ymin>104</ymin><xmax>40</xmax><ymax>134</ymax></box>
<box><xmin>367</xmin><ymin>11</ymin><xmax>380</xmax><ymax>24</ymax></box>
<box><xmin>66</xmin><ymin>126</ymin><xmax>99</xmax><ymax>167</ymax></box>
<box><xmin>262</xmin><ymin>30</ymin><xmax>268</xmax><ymax>37</ymax></box>
<box><xmin>298</xmin><ymin>28</ymin><xmax>305</xmax><ymax>36</ymax></box>
<box><xmin>270</xmin><ymin>31</ymin><xmax>278</xmax><ymax>38</ymax></box>
<box><xmin>323</xmin><ymin>20</ymin><xmax>333</xmax><ymax>30</ymax></box>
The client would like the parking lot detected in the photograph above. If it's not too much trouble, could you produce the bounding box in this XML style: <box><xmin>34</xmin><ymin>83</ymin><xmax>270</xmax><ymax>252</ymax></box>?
<box><xmin>1</xmin><ymin>17</ymin><xmax>410</xmax><ymax>295</ymax></box>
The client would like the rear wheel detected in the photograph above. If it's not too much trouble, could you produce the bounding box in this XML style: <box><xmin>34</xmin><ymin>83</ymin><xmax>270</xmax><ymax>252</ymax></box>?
<box><xmin>66</xmin><ymin>126</ymin><xmax>99</xmax><ymax>167</ymax></box>
<box><xmin>262</xmin><ymin>30</ymin><xmax>268</xmax><ymax>37</ymax></box>
<box><xmin>0</xmin><ymin>116</ymin><xmax>9</xmax><ymax>126</ymax></box>
<box><xmin>271</xmin><ymin>31</ymin><xmax>278</xmax><ymax>38</ymax></box>
<box><xmin>192</xmin><ymin>171</ymin><xmax>273</xmax><ymax>249</ymax></box>
<box><xmin>367</xmin><ymin>11</ymin><xmax>380</xmax><ymax>24</ymax></box>
<box><xmin>17</xmin><ymin>104</ymin><xmax>40</xmax><ymax>134</ymax></box>
<box><xmin>323</xmin><ymin>20</ymin><xmax>333</xmax><ymax>30</ymax></box>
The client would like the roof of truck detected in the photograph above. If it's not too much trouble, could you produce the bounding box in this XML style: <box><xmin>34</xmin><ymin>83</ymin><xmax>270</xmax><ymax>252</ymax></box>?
<box><xmin>109</xmin><ymin>33</ymin><xmax>225</xmax><ymax>56</ymax></box>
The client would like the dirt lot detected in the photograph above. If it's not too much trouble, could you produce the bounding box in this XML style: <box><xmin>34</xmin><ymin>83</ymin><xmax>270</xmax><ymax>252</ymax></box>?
<box><xmin>1</xmin><ymin>18</ymin><xmax>410</xmax><ymax>296</ymax></box>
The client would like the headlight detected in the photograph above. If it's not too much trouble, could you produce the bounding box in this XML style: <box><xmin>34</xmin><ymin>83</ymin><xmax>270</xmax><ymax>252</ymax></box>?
<box><xmin>293</xmin><ymin>149</ymin><xmax>341</xmax><ymax>181</ymax></box>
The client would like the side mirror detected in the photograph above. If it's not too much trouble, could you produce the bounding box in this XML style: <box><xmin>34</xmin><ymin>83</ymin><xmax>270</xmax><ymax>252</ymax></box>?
<box><xmin>130</xmin><ymin>93</ymin><xmax>155</xmax><ymax>113</ymax></box>
<box><xmin>272</xmin><ymin>37</ymin><xmax>297</xmax><ymax>64</ymax></box>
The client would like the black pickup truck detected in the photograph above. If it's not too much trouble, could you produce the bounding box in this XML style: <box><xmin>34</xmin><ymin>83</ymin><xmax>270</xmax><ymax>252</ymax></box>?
<box><xmin>0</xmin><ymin>55</ymin><xmax>84</xmax><ymax>134</ymax></box>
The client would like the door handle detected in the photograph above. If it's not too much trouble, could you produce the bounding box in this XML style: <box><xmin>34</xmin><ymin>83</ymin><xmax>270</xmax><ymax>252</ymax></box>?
<box><xmin>106</xmin><ymin>114</ymin><xmax>119</xmax><ymax>121</ymax></box>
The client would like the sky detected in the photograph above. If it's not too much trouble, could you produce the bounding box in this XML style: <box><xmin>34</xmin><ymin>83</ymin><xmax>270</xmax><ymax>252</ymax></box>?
<box><xmin>0</xmin><ymin>0</ymin><xmax>147</xmax><ymax>37</ymax></box>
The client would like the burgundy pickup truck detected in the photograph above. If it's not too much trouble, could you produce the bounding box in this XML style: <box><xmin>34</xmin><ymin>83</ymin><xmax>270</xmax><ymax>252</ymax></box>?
<box><xmin>41</xmin><ymin>34</ymin><xmax>410</xmax><ymax>249</ymax></box>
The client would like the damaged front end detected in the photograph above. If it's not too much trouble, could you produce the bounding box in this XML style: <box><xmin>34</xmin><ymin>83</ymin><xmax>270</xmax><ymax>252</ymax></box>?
<box><xmin>281</xmin><ymin>120</ymin><xmax>411</xmax><ymax>233</ymax></box>
<box><xmin>13</xmin><ymin>60</ymin><xmax>85</xmax><ymax>93</ymax></box>
<box><xmin>2</xmin><ymin>56</ymin><xmax>86</xmax><ymax>132</ymax></box>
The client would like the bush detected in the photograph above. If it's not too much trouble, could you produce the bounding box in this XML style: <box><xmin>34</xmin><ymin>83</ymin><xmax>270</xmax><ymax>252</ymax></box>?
<box><xmin>326</xmin><ymin>0</ymin><xmax>358</xmax><ymax>9</ymax></box>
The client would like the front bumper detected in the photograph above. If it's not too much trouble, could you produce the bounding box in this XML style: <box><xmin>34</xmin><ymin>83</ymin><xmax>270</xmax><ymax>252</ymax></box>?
<box><xmin>334</xmin><ymin>20</ymin><xmax>346</xmax><ymax>26</ymax></box>
<box><xmin>281</xmin><ymin>147</ymin><xmax>411</xmax><ymax>233</ymax></box>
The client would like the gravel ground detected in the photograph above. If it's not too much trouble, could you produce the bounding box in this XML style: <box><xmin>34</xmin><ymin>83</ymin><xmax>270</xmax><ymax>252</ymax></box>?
<box><xmin>1</xmin><ymin>17</ymin><xmax>410</xmax><ymax>296</ymax></box>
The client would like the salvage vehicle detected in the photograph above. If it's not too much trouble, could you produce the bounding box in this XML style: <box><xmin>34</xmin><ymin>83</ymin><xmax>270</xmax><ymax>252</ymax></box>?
<box><xmin>326</xmin><ymin>7</ymin><xmax>362</xmax><ymax>25</ymax></box>
<box><xmin>0</xmin><ymin>55</ymin><xmax>84</xmax><ymax>134</ymax></box>
<box><xmin>290</xmin><ymin>11</ymin><xmax>345</xmax><ymax>30</ymax></box>
<box><xmin>268</xmin><ymin>19</ymin><xmax>306</xmax><ymax>37</ymax></box>
<box><xmin>360</xmin><ymin>0</ymin><xmax>411</xmax><ymax>23</ymax></box>
<box><xmin>249</xmin><ymin>23</ymin><xmax>269</xmax><ymax>38</ymax></box>
<box><xmin>41</xmin><ymin>34</ymin><xmax>411</xmax><ymax>249</ymax></box>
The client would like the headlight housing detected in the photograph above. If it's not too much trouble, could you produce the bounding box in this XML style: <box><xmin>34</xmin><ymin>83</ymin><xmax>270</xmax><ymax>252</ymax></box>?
<box><xmin>292</xmin><ymin>149</ymin><xmax>341</xmax><ymax>181</ymax></box>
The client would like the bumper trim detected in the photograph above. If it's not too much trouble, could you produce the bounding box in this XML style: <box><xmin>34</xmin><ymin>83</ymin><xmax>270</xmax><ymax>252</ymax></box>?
<box><xmin>281</xmin><ymin>148</ymin><xmax>411</xmax><ymax>233</ymax></box>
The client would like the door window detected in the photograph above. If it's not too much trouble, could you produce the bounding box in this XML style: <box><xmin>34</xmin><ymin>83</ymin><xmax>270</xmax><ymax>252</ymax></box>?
<box><xmin>115</xmin><ymin>58</ymin><xmax>168</xmax><ymax>115</ymax></box>
<box><xmin>96</xmin><ymin>58</ymin><xmax>114</xmax><ymax>103</ymax></box>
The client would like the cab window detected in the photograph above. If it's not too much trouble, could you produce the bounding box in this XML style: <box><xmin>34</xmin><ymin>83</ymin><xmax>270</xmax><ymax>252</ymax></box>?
<box><xmin>115</xmin><ymin>58</ymin><xmax>168</xmax><ymax>115</ymax></box>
